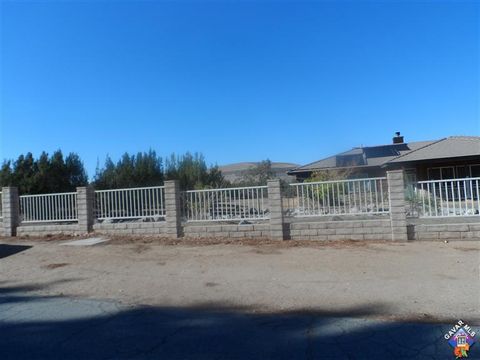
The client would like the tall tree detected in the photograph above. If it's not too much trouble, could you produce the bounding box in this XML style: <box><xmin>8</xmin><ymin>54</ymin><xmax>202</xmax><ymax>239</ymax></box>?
<box><xmin>0</xmin><ymin>160</ymin><xmax>13</xmax><ymax>187</ymax></box>
<box><xmin>65</xmin><ymin>153</ymin><xmax>89</xmax><ymax>190</ymax></box>
<box><xmin>94</xmin><ymin>151</ymin><xmax>226</xmax><ymax>190</ymax></box>
<box><xmin>32</xmin><ymin>152</ymin><xmax>51</xmax><ymax>193</ymax></box>
<box><xmin>164</xmin><ymin>152</ymin><xmax>226</xmax><ymax>190</ymax></box>
<box><xmin>0</xmin><ymin>150</ymin><xmax>88</xmax><ymax>194</ymax></box>
<box><xmin>12</xmin><ymin>153</ymin><xmax>36</xmax><ymax>194</ymax></box>
<box><xmin>237</xmin><ymin>159</ymin><xmax>276</xmax><ymax>186</ymax></box>
<box><xmin>94</xmin><ymin>150</ymin><xmax>164</xmax><ymax>189</ymax></box>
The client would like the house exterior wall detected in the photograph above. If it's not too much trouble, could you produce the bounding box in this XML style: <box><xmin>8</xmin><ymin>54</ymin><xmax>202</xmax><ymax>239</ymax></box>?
<box><xmin>406</xmin><ymin>158</ymin><xmax>480</xmax><ymax>181</ymax></box>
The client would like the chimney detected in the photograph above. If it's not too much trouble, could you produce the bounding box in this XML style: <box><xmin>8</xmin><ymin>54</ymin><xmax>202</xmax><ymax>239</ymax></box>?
<box><xmin>392</xmin><ymin>131</ymin><xmax>404</xmax><ymax>144</ymax></box>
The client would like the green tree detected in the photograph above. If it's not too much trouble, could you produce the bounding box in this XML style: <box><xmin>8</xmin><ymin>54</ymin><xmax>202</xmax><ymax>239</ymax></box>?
<box><xmin>94</xmin><ymin>151</ymin><xmax>226</xmax><ymax>190</ymax></box>
<box><xmin>0</xmin><ymin>160</ymin><xmax>13</xmax><ymax>187</ymax></box>
<box><xmin>0</xmin><ymin>150</ymin><xmax>88</xmax><ymax>194</ymax></box>
<box><xmin>94</xmin><ymin>156</ymin><xmax>116</xmax><ymax>189</ymax></box>
<box><xmin>237</xmin><ymin>159</ymin><xmax>276</xmax><ymax>186</ymax></box>
<box><xmin>94</xmin><ymin>150</ymin><xmax>164</xmax><ymax>189</ymax></box>
<box><xmin>304</xmin><ymin>169</ymin><xmax>353</xmax><ymax>206</ymax></box>
<box><xmin>49</xmin><ymin>150</ymin><xmax>67</xmax><ymax>192</ymax></box>
<box><xmin>12</xmin><ymin>153</ymin><xmax>36</xmax><ymax>194</ymax></box>
<box><xmin>205</xmin><ymin>165</ymin><xmax>228</xmax><ymax>189</ymax></box>
<box><xmin>65</xmin><ymin>153</ymin><xmax>89</xmax><ymax>190</ymax></box>
<box><xmin>32</xmin><ymin>152</ymin><xmax>51</xmax><ymax>193</ymax></box>
<box><xmin>164</xmin><ymin>152</ymin><xmax>226</xmax><ymax>190</ymax></box>
<box><xmin>133</xmin><ymin>150</ymin><xmax>163</xmax><ymax>186</ymax></box>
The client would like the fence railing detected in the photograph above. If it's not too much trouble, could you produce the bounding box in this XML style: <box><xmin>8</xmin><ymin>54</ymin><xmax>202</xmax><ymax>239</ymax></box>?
<box><xmin>20</xmin><ymin>192</ymin><xmax>78</xmax><ymax>223</ymax></box>
<box><xmin>285</xmin><ymin>177</ymin><xmax>389</xmax><ymax>217</ymax></box>
<box><xmin>0</xmin><ymin>192</ymin><xmax>2</xmax><ymax>219</ymax></box>
<box><xmin>408</xmin><ymin>177</ymin><xmax>480</xmax><ymax>217</ymax></box>
<box><xmin>182</xmin><ymin>186</ymin><xmax>268</xmax><ymax>222</ymax></box>
<box><xmin>95</xmin><ymin>186</ymin><xmax>166</xmax><ymax>220</ymax></box>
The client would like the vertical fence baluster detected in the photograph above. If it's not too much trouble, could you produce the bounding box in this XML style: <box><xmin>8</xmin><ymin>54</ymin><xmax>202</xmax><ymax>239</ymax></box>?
<box><xmin>451</xmin><ymin>181</ymin><xmax>456</xmax><ymax>216</ymax></box>
<box><xmin>330</xmin><ymin>183</ymin><xmax>335</xmax><ymax>214</ymax></box>
<box><xmin>469</xmin><ymin>179</ymin><xmax>474</xmax><ymax>214</ymax></box>
<box><xmin>456</xmin><ymin>181</ymin><xmax>462</xmax><ymax>216</ymax></box>
<box><xmin>445</xmin><ymin>181</ymin><xmax>450</xmax><ymax>215</ymax></box>
<box><xmin>476</xmin><ymin>179</ymin><xmax>480</xmax><ymax>215</ymax></box>
<box><xmin>421</xmin><ymin>183</ymin><xmax>426</xmax><ymax>217</ymax></box>
<box><xmin>299</xmin><ymin>185</ymin><xmax>303</xmax><ymax>215</ymax></box>
<box><xmin>439</xmin><ymin>181</ymin><xmax>444</xmax><ymax>216</ymax></box>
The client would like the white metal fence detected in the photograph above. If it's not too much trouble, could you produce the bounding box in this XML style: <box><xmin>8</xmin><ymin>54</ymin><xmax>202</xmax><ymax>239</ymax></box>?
<box><xmin>409</xmin><ymin>177</ymin><xmax>480</xmax><ymax>217</ymax></box>
<box><xmin>286</xmin><ymin>177</ymin><xmax>389</xmax><ymax>217</ymax></box>
<box><xmin>20</xmin><ymin>192</ymin><xmax>78</xmax><ymax>223</ymax></box>
<box><xmin>182</xmin><ymin>186</ymin><xmax>268</xmax><ymax>222</ymax></box>
<box><xmin>0</xmin><ymin>192</ymin><xmax>2</xmax><ymax>219</ymax></box>
<box><xmin>95</xmin><ymin>186</ymin><xmax>166</xmax><ymax>220</ymax></box>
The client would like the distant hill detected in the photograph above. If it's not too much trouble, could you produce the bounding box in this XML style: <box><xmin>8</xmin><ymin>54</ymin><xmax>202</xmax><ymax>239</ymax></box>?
<box><xmin>218</xmin><ymin>162</ymin><xmax>299</xmax><ymax>183</ymax></box>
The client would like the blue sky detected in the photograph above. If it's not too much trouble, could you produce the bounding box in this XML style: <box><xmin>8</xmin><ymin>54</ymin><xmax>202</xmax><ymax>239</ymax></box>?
<box><xmin>1</xmin><ymin>1</ymin><xmax>478</xmax><ymax>178</ymax></box>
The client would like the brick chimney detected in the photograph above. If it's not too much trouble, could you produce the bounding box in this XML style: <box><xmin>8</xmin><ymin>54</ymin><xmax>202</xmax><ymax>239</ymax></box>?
<box><xmin>392</xmin><ymin>132</ymin><xmax>404</xmax><ymax>144</ymax></box>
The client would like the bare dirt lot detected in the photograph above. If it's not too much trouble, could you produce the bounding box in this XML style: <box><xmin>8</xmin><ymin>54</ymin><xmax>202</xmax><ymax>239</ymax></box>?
<box><xmin>1</xmin><ymin>237</ymin><xmax>479</xmax><ymax>322</ymax></box>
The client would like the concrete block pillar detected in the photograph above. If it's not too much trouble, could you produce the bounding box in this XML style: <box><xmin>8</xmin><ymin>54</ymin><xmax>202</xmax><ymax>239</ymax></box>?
<box><xmin>267</xmin><ymin>179</ymin><xmax>285</xmax><ymax>240</ymax></box>
<box><xmin>1</xmin><ymin>187</ymin><xmax>19</xmax><ymax>237</ymax></box>
<box><xmin>387</xmin><ymin>170</ymin><xmax>408</xmax><ymax>241</ymax></box>
<box><xmin>77</xmin><ymin>186</ymin><xmax>94</xmax><ymax>233</ymax></box>
<box><xmin>165</xmin><ymin>180</ymin><xmax>181</xmax><ymax>238</ymax></box>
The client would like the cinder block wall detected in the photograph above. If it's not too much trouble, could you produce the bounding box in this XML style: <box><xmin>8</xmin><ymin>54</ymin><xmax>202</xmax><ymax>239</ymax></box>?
<box><xmin>2</xmin><ymin>187</ymin><xmax>19</xmax><ymax>236</ymax></box>
<box><xmin>387</xmin><ymin>170</ymin><xmax>408</xmax><ymax>241</ymax></box>
<box><xmin>93</xmin><ymin>222</ymin><xmax>168</xmax><ymax>235</ymax></box>
<box><xmin>289</xmin><ymin>218</ymin><xmax>392</xmax><ymax>241</ymax></box>
<box><xmin>16</xmin><ymin>224</ymin><xmax>80</xmax><ymax>236</ymax></box>
<box><xmin>183</xmin><ymin>223</ymin><xmax>269</xmax><ymax>239</ymax></box>
<box><xmin>408</xmin><ymin>217</ymin><xmax>480</xmax><ymax>241</ymax></box>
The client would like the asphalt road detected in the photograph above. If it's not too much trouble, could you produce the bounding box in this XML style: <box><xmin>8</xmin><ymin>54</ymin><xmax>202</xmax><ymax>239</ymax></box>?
<box><xmin>0</xmin><ymin>289</ymin><xmax>475</xmax><ymax>359</ymax></box>
<box><xmin>1</xmin><ymin>239</ymin><xmax>479</xmax><ymax>359</ymax></box>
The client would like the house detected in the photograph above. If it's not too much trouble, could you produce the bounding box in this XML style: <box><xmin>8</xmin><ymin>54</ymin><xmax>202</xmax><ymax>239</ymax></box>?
<box><xmin>287</xmin><ymin>133</ymin><xmax>480</xmax><ymax>183</ymax></box>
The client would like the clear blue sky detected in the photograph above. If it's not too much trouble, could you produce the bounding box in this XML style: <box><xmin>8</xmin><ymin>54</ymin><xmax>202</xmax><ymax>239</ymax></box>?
<box><xmin>1</xmin><ymin>1</ymin><xmax>479</xmax><ymax>178</ymax></box>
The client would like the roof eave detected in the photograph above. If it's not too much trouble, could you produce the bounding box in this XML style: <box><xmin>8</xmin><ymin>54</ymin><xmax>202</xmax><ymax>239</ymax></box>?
<box><xmin>287</xmin><ymin>164</ymin><xmax>383</xmax><ymax>174</ymax></box>
<box><xmin>384</xmin><ymin>154</ymin><xmax>480</xmax><ymax>166</ymax></box>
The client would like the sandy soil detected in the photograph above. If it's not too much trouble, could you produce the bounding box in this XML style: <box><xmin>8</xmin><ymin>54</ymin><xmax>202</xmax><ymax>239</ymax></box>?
<box><xmin>1</xmin><ymin>237</ymin><xmax>479</xmax><ymax>323</ymax></box>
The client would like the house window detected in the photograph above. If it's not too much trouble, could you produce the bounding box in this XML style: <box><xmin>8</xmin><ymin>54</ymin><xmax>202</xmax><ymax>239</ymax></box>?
<box><xmin>427</xmin><ymin>166</ymin><xmax>455</xmax><ymax>180</ymax></box>
<box><xmin>471</xmin><ymin>165</ymin><xmax>480</xmax><ymax>177</ymax></box>
<box><xmin>405</xmin><ymin>170</ymin><xmax>417</xmax><ymax>184</ymax></box>
<box><xmin>427</xmin><ymin>168</ymin><xmax>441</xmax><ymax>180</ymax></box>
<box><xmin>455</xmin><ymin>164</ymin><xmax>480</xmax><ymax>179</ymax></box>
<box><xmin>456</xmin><ymin>166</ymin><xmax>468</xmax><ymax>178</ymax></box>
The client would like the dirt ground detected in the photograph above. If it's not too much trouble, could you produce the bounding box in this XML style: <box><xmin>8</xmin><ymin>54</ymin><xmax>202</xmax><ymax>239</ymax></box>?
<box><xmin>1</xmin><ymin>237</ymin><xmax>479</xmax><ymax>323</ymax></box>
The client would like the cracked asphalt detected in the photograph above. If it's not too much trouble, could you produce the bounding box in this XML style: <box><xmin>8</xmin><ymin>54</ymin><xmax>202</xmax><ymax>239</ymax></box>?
<box><xmin>1</xmin><ymin>239</ymin><xmax>479</xmax><ymax>359</ymax></box>
<box><xmin>0</xmin><ymin>295</ymin><xmax>473</xmax><ymax>359</ymax></box>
